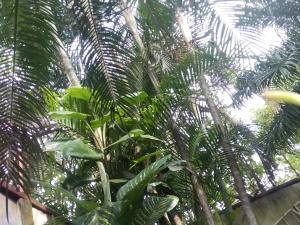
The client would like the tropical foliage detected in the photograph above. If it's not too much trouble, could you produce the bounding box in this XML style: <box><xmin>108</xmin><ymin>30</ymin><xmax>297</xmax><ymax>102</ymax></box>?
<box><xmin>0</xmin><ymin>0</ymin><xmax>300</xmax><ymax>225</ymax></box>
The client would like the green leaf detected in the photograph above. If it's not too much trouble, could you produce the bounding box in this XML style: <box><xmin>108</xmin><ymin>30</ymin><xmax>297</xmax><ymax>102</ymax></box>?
<box><xmin>36</xmin><ymin>181</ymin><xmax>98</xmax><ymax>213</ymax></box>
<box><xmin>104</xmin><ymin>130</ymin><xmax>162</xmax><ymax>151</ymax></box>
<box><xmin>132</xmin><ymin>195</ymin><xmax>179</xmax><ymax>225</ymax></box>
<box><xmin>109</xmin><ymin>179</ymin><xmax>128</xmax><ymax>184</ymax></box>
<box><xmin>130</xmin><ymin>129</ymin><xmax>145</xmax><ymax>136</ymax></box>
<box><xmin>103</xmin><ymin>134</ymin><xmax>133</xmax><ymax>151</ymax></box>
<box><xmin>64</xmin><ymin>87</ymin><xmax>91</xmax><ymax>102</ymax></box>
<box><xmin>45</xmin><ymin>139</ymin><xmax>103</xmax><ymax>160</ymax></box>
<box><xmin>49</xmin><ymin>111</ymin><xmax>89</xmax><ymax>120</ymax></box>
<box><xmin>121</xmin><ymin>91</ymin><xmax>148</xmax><ymax>106</ymax></box>
<box><xmin>74</xmin><ymin>207</ymin><xmax>118</xmax><ymax>225</ymax></box>
<box><xmin>140</xmin><ymin>134</ymin><xmax>163</xmax><ymax>142</ymax></box>
<box><xmin>130</xmin><ymin>150</ymin><xmax>164</xmax><ymax>169</ymax></box>
<box><xmin>90</xmin><ymin>113</ymin><xmax>111</xmax><ymax>128</ymax></box>
<box><xmin>117</xmin><ymin>155</ymin><xmax>171</xmax><ymax>202</ymax></box>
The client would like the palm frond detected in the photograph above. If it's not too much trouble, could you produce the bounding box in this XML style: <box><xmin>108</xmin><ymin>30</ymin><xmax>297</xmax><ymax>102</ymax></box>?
<box><xmin>72</xmin><ymin>0</ymin><xmax>138</xmax><ymax>116</ymax></box>
<box><xmin>235</xmin><ymin>42</ymin><xmax>300</xmax><ymax>102</ymax></box>
<box><xmin>263</xmin><ymin>88</ymin><xmax>300</xmax><ymax>154</ymax></box>
<box><xmin>0</xmin><ymin>0</ymin><xmax>58</xmax><ymax>189</ymax></box>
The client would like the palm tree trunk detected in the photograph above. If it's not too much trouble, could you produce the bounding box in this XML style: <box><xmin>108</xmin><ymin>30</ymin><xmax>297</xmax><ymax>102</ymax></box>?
<box><xmin>119</xmin><ymin>2</ymin><xmax>216</xmax><ymax>225</ymax></box>
<box><xmin>55</xmin><ymin>34</ymin><xmax>111</xmax><ymax>205</ymax></box>
<box><xmin>170</xmin><ymin>123</ymin><xmax>216</xmax><ymax>225</ymax></box>
<box><xmin>251</xmin><ymin>168</ymin><xmax>266</xmax><ymax>193</ymax></box>
<box><xmin>57</xmin><ymin>42</ymin><xmax>80</xmax><ymax>86</ymax></box>
<box><xmin>198</xmin><ymin>75</ymin><xmax>257</xmax><ymax>225</ymax></box>
<box><xmin>51</xmin><ymin>22</ymin><xmax>80</xmax><ymax>86</ymax></box>
<box><xmin>175</xmin><ymin>9</ymin><xmax>258</xmax><ymax>225</ymax></box>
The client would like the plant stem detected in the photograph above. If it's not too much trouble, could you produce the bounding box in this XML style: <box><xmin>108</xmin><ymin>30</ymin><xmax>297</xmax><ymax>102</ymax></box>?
<box><xmin>96</xmin><ymin>161</ymin><xmax>112</xmax><ymax>205</ymax></box>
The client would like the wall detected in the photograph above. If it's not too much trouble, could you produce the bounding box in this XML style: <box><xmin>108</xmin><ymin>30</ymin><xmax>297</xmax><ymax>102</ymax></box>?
<box><xmin>0</xmin><ymin>192</ymin><xmax>49</xmax><ymax>225</ymax></box>
<box><xmin>231</xmin><ymin>181</ymin><xmax>300</xmax><ymax>225</ymax></box>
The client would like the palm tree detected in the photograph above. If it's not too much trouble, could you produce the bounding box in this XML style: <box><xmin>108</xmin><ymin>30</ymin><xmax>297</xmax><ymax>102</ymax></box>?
<box><xmin>118</xmin><ymin>1</ymin><xmax>261</xmax><ymax>224</ymax></box>
<box><xmin>1</xmin><ymin>1</ymin><xmax>297</xmax><ymax>225</ymax></box>
<box><xmin>236</xmin><ymin>0</ymin><xmax>300</xmax><ymax>172</ymax></box>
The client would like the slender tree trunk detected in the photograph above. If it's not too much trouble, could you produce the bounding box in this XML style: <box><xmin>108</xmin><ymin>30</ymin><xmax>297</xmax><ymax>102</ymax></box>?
<box><xmin>255</xmin><ymin>150</ymin><xmax>276</xmax><ymax>186</ymax></box>
<box><xmin>170</xmin><ymin>123</ymin><xmax>216</xmax><ymax>225</ymax></box>
<box><xmin>175</xmin><ymin>9</ymin><xmax>258</xmax><ymax>225</ymax></box>
<box><xmin>250</xmin><ymin>168</ymin><xmax>266</xmax><ymax>193</ymax></box>
<box><xmin>251</xmin><ymin>169</ymin><xmax>266</xmax><ymax>193</ymax></box>
<box><xmin>119</xmin><ymin>2</ymin><xmax>216</xmax><ymax>225</ymax></box>
<box><xmin>51</xmin><ymin>21</ymin><xmax>80</xmax><ymax>86</ymax></box>
<box><xmin>198</xmin><ymin>76</ymin><xmax>257</xmax><ymax>225</ymax></box>
<box><xmin>119</xmin><ymin>0</ymin><xmax>161</xmax><ymax>91</ymax></box>
<box><xmin>55</xmin><ymin>33</ymin><xmax>111</xmax><ymax>205</ymax></box>
<box><xmin>57</xmin><ymin>41</ymin><xmax>81</xmax><ymax>86</ymax></box>
<box><xmin>169</xmin><ymin>211</ymin><xmax>183</xmax><ymax>225</ymax></box>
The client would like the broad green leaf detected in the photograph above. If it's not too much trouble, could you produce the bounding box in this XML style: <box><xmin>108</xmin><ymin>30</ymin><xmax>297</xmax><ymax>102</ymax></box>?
<box><xmin>109</xmin><ymin>179</ymin><xmax>128</xmax><ymax>184</ymax></box>
<box><xmin>117</xmin><ymin>155</ymin><xmax>171</xmax><ymax>202</ymax></box>
<box><xmin>140</xmin><ymin>134</ymin><xmax>163</xmax><ymax>142</ymax></box>
<box><xmin>90</xmin><ymin>113</ymin><xmax>111</xmax><ymax>128</ymax></box>
<box><xmin>45</xmin><ymin>139</ymin><xmax>103</xmax><ymax>160</ymax></box>
<box><xmin>121</xmin><ymin>91</ymin><xmax>148</xmax><ymax>106</ymax></box>
<box><xmin>64</xmin><ymin>87</ymin><xmax>91</xmax><ymax>102</ymax></box>
<box><xmin>130</xmin><ymin>150</ymin><xmax>164</xmax><ymax>169</ymax></box>
<box><xmin>104</xmin><ymin>130</ymin><xmax>162</xmax><ymax>151</ymax></box>
<box><xmin>132</xmin><ymin>195</ymin><xmax>179</xmax><ymax>225</ymax></box>
<box><xmin>49</xmin><ymin>111</ymin><xmax>89</xmax><ymax>120</ymax></box>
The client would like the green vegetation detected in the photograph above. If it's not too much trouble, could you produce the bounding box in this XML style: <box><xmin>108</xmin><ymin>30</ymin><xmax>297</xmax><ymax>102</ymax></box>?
<box><xmin>0</xmin><ymin>0</ymin><xmax>300</xmax><ymax>225</ymax></box>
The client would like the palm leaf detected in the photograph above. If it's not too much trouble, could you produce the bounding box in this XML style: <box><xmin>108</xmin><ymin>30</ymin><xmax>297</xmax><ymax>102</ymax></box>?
<box><xmin>235</xmin><ymin>42</ymin><xmax>300</xmax><ymax>102</ymax></box>
<box><xmin>72</xmin><ymin>0</ymin><xmax>138</xmax><ymax>117</ymax></box>
<box><xmin>0</xmin><ymin>0</ymin><xmax>58</xmax><ymax>189</ymax></box>
<box><xmin>264</xmin><ymin>100</ymin><xmax>300</xmax><ymax>154</ymax></box>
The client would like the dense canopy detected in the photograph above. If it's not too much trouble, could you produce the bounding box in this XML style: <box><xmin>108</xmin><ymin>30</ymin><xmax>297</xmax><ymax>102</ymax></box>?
<box><xmin>0</xmin><ymin>0</ymin><xmax>300</xmax><ymax>225</ymax></box>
